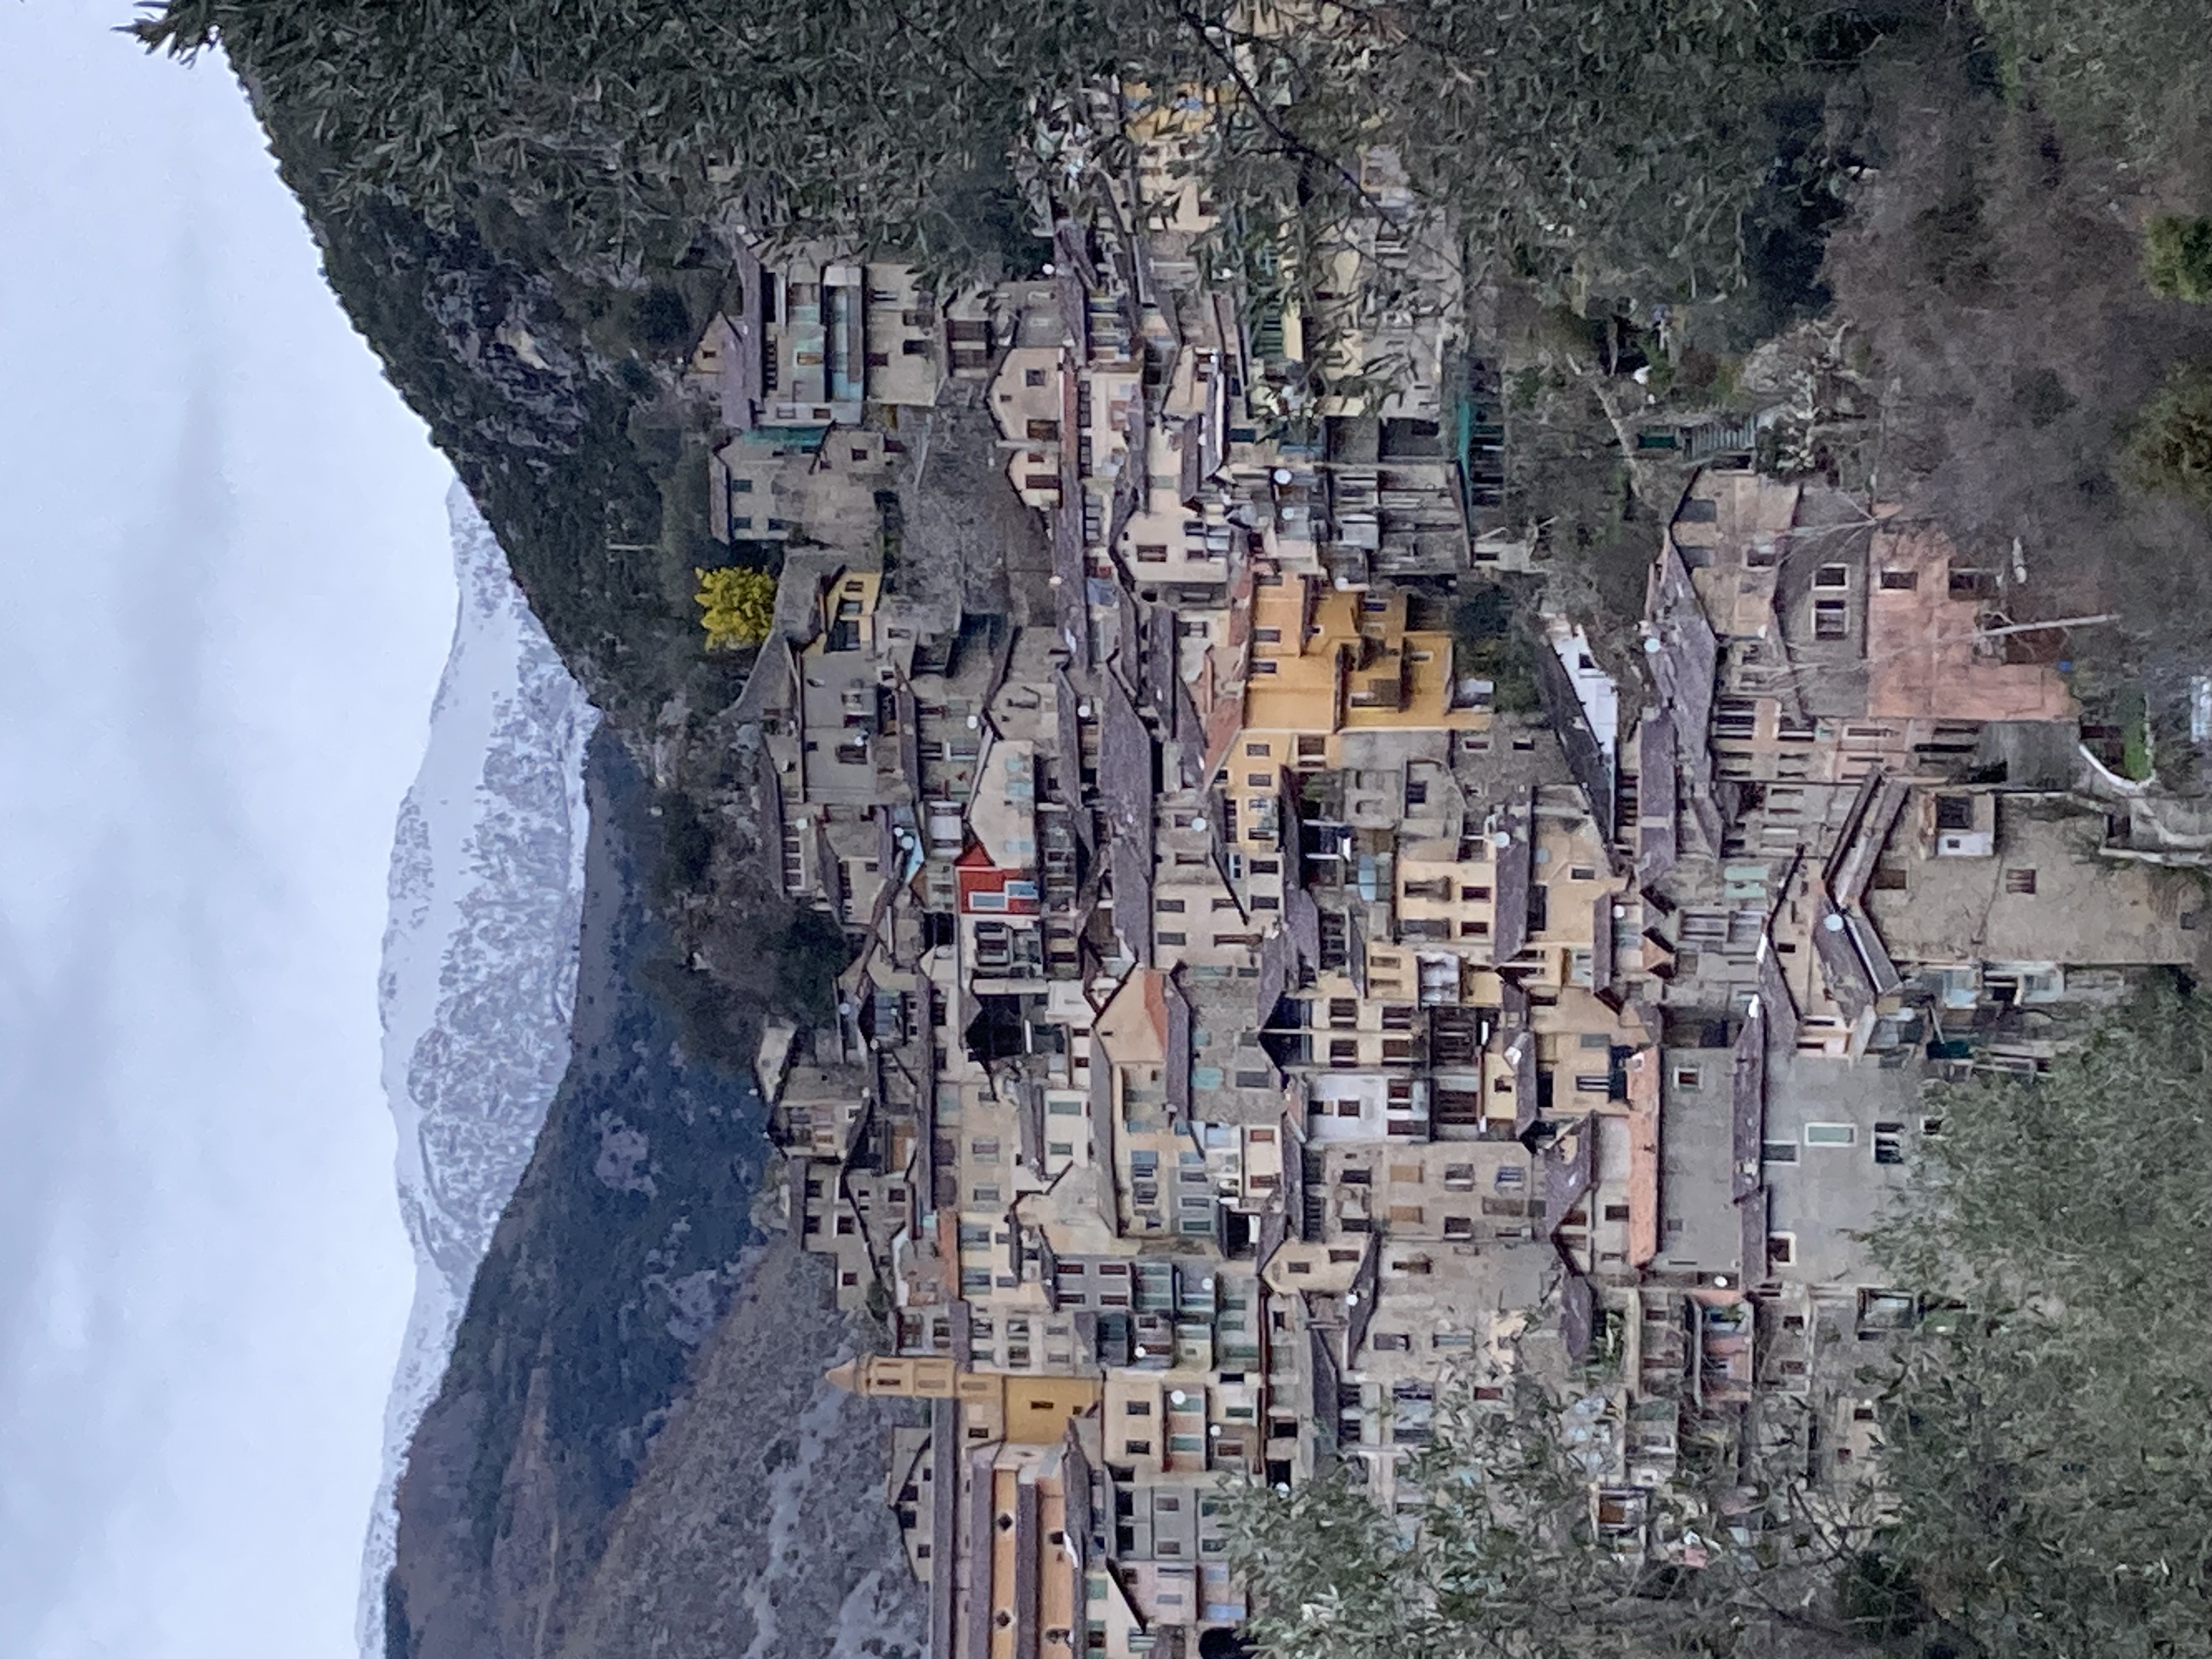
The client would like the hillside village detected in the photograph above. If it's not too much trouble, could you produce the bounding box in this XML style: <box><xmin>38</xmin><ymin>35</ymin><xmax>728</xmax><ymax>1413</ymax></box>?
<box><xmin>678</xmin><ymin>104</ymin><xmax>2212</xmax><ymax>1659</ymax></box>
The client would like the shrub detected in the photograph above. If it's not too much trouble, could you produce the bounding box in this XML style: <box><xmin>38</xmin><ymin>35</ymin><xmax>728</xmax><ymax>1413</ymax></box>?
<box><xmin>2123</xmin><ymin>362</ymin><xmax>2212</xmax><ymax>507</ymax></box>
<box><xmin>694</xmin><ymin>566</ymin><xmax>777</xmax><ymax>648</ymax></box>
<box><xmin>2144</xmin><ymin>214</ymin><xmax>2212</xmax><ymax>303</ymax></box>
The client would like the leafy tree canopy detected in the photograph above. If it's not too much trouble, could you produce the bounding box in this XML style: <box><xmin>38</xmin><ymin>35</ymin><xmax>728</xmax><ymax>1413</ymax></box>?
<box><xmin>134</xmin><ymin>0</ymin><xmax>1845</xmax><ymax>312</ymax></box>
<box><xmin>2145</xmin><ymin>213</ymin><xmax>2212</xmax><ymax>304</ymax></box>
<box><xmin>1222</xmin><ymin>1373</ymin><xmax>1875</xmax><ymax>1659</ymax></box>
<box><xmin>2124</xmin><ymin>363</ymin><xmax>2212</xmax><ymax>508</ymax></box>
<box><xmin>1869</xmin><ymin>984</ymin><xmax>2212</xmax><ymax>1659</ymax></box>
<box><xmin>1973</xmin><ymin>0</ymin><xmax>2212</xmax><ymax>163</ymax></box>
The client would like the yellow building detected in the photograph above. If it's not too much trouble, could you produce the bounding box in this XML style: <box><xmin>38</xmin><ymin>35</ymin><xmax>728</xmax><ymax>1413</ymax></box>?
<box><xmin>827</xmin><ymin>1355</ymin><xmax>1099</xmax><ymax>1445</ymax></box>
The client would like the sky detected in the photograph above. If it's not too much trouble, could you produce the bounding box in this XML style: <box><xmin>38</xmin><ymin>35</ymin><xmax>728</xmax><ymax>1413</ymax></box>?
<box><xmin>0</xmin><ymin>5</ymin><xmax>458</xmax><ymax>1655</ymax></box>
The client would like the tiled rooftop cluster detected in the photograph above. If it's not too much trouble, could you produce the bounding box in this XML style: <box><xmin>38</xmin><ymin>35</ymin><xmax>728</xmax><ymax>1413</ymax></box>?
<box><xmin>684</xmin><ymin>100</ymin><xmax>2212</xmax><ymax>1659</ymax></box>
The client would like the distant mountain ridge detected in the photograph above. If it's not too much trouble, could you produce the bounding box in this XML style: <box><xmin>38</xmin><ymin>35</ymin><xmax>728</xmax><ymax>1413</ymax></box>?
<box><xmin>363</xmin><ymin>483</ymin><xmax>599</xmax><ymax>1657</ymax></box>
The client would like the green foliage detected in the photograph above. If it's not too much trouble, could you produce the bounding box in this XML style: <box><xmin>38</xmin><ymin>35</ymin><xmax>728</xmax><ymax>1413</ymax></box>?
<box><xmin>1871</xmin><ymin>985</ymin><xmax>2212</xmax><ymax>1659</ymax></box>
<box><xmin>695</xmin><ymin>565</ymin><xmax>778</xmax><ymax>649</ymax></box>
<box><xmin>2124</xmin><ymin>362</ymin><xmax>2212</xmax><ymax>508</ymax></box>
<box><xmin>2119</xmin><ymin>687</ymin><xmax>2154</xmax><ymax>780</ymax></box>
<box><xmin>2145</xmin><ymin>214</ymin><xmax>2212</xmax><ymax>304</ymax></box>
<box><xmin>131</xmin><ymin>0</ymin><xmax>1197</xmax><ymax>276</ymax></box>
<box><xmin>770</xmin><ymin>905</ymin><xmax>852</xmax><ymax>1024</ymax></box>
<box><xmin>1832</xmin><ymin>1552</ymin><xmax>1926</xmax><ymax>1643</ymax></box>
<box><xmin>1448</xmin><ymin>586</ymin><xmax>1543</xmax><ymax>713</ymax></box>
<box><xmin>133</xmin><ymin>0</ymin><xmax>1861</xmax><ymax>360</ymax></box>
<box><xmin>1973</xmin><ymin>0</ymin><xmax>2212</xmax><ymax>161</ymax></box>
<box><xmin>1223</xmin><ymin>1374</ymin><xmax>1859</xmax><ymax>1659</ymax></box>
<box><xmin>652</xmin><ymin>790</ymin><xmax>715</xmax><ymax>912</ymax></box>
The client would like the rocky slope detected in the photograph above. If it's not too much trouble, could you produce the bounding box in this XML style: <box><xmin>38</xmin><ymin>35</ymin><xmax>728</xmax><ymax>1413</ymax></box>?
<box><xmin>380</xmin><ymin>730</ymin><xmax>921</xmax><ymax>1659</ymax></box>
<box><xmin>364</xmin><ymin>483</ymin><xmax>599</xmax><ymax>1655</ymax></box>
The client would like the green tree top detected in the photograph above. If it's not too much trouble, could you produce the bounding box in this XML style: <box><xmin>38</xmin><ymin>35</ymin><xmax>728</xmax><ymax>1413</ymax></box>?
<box><xmin>2124</xmin><ymin>362</ymin><xmax>2212</xmax><ymax>507</ymax></box>
<box><xmin>2145</xmin><ymin>214</ymin><xmax>2212</xmax><ymax>304</ymax></box>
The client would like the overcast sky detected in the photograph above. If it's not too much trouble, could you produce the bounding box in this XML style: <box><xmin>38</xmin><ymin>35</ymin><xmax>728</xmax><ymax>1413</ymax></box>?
<box><xmin>0</xmin><ymin>6</ymin><xmax>456</xmax><ymax>1655</ymax></box>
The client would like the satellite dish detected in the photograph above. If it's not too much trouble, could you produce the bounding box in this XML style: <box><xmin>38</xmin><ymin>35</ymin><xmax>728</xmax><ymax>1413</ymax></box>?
<box><xmin>1170</xmin><ymin>1389</ymin><xmax>1188</xmax><ymax>1406</ymax></box>
<box><xmin>1823</xmin><ymin>913</ymin><xmax>1846</xmax><ymax>933</ymax></box>
<box><xmin>1272</xmin><ymin>467</ymin><xmax>1292</xmax><ymax>485</ymax></box>
<box><xmin>1493</xmin><ymin>832</ymin><xmax>1513</xmax><ymax>850</ymax></box>
<box><xmin>1642</xmin><ymin>636</ymin><xmax>1662</xmax><ymax>655</ymax></box>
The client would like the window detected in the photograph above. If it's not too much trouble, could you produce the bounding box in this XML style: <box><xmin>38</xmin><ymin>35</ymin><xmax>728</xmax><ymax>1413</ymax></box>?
<box><xmin>1814</xmin><ymin>600</ymin><xmax>1849</xmax><ymax>640</ymax></box>
<box><xmin>969</xmin><ymin>1138</ymin><xmax>1001</xmax><ymax>1158</ymax></box>
<box><xmin>1136</xmin><ymin>543</ymin><xmax>1167</xmax><ymax>563</ymax></box>
<box><xmin>1815</xmin><ymin>564</ymin><xmax>1850</xmax><ymax>588</ymax></box>
<box><xmin>1768</xmin><ymin>1233</ymin><xmax>1797</xmax><ymax>1266</ymax></box>
<box><xmin>1442</xmin><ymin>1215</ymin><xmax>1474</xmax><ymax>1240</ymax></box>
<box><xmin>1024</xmin><ymin>367</ymin><xmax>1047</xmax><ymax>387</ymax></box>
<box><xmin>1880</xmin><ymin>569</ymin><xmax>1918</xmax><ymax>590</ymax></box>
<box><xmin>1935</xmin><ymin>794</ymin><xmax>1976</xmax><ymax>831</ymax></box>
<box><xmin>1124</xmin><ymin>1440</ymin><xmax>1152</xmax><ymax>1456</ymax></box>
<box><xmin>1803</xmin><ymin>1124</ymin><xmax>1857</xmax><ymax>1148</ymax></box>
<box><xmin>2004</xmin><ymin>867</ymin><xmax>2038</xmax><ymax>895</ymax></box>
<box><xmin>1762</xmin><ymin>1140</ymin><xmax>1800</xmax><ymax>1164</ymax></box>
<box><xmin>1125</xmin><ymin>1401</ymin><xmax>1152</xmax><ymax>1417</ymax></box>
<box><xmin>1372</xmin><ymin>1332</ymin><xmax>1412</xmax><ymax>1352</ymax></box>
<box><xmin>1157</xmin><ymin>931</ymin><xmax>1187</xmax><ymax>946</ymax></box>
<box><xmin>1673</xmin><ymin>1066</ymin><xmax>1702</xmax><ymax>1091</ymax></box>
<box><xmin>972</xmin><ymin>1183</ymin><xmax>1003</xmax><ymax>1204</ymax></box>
<box><xmin>1875</xmin><ymin>1122</ymin><xmax>1907</xmax><ymax>1165</ymax></box>
<box><xmin>1245</xmin><ymin>742</ymin><xmax>1272</xmax><ymax>757</ymax></box>
<box><xmin>1604</xmin><ymin>1204</ymin><xmax>1631</xmax><ymax>1222</ymax></box>
<box><xmin>1156</xmin><ymin>898</ymin><xmax>1186</xmax><ymax>914</ymax></box>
